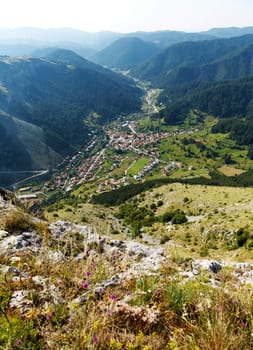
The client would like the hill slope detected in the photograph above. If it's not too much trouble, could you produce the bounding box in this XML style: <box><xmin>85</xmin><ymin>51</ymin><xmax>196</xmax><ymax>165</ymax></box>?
<box><xmin>131</xmin><ymin>34</ymin><xmax>253</xmax><ymax>86</ymax></box>
<box><xmin>0</xmin><ymin>52</ymin><xmax>141</xmax><ymax>171</ymax></box>
<box><xmin>94</xmin><ymin>37</ymin><xmax>161</xmax><ymax>69</ymax></box>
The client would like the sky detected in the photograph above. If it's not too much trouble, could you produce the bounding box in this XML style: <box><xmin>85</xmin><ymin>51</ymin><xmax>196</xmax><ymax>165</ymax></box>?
<box><xmin>0</xmin><ymin>0</ymin><xmax>252</xmax><ymax>33</ymax></box>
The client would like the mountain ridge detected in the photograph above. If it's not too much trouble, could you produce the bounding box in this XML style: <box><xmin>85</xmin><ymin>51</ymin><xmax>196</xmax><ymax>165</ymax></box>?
<box><xmin>0</xmin><ymin>50</ymin><xmax>141</xmax><ymax>171</ymax></box>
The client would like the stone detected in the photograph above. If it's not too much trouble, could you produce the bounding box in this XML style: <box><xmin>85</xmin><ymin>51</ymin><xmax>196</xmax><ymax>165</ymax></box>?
<box><xmin>0</xmin><ymin>230</ymin><xmax>9</xmax><ymax>240</ymax></box>
<box><xmin>9</xmin><ymin>290</ymin><xmax>33</xmax><ymax>314</ymax></box>
<box><xmin>0</xmin><ymin>232</ymin><xmax>42</xmax><ymax>254</ymax></box>
<box><xmin>48</xmin><ymin>251</ymin><xmax>66</xmax><ymax>263</ymax></box>
<box><xmin>209</xmin><ymin>261</ymin><xmax>222</xmax><ymax>274</ymax></box>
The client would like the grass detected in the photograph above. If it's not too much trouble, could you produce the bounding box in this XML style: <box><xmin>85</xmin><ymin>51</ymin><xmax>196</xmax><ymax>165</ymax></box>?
<box><xmin>127</xmin><ymin>158</ymin><xmax>150</xmax><ymax>176</ymax></box>
<box><xmin>4</xmin><ymin>178</ymin><xmax>253</xmax><ymax>348</ymax></box>
<box><xmin>218</xmin><ymin>166</ymin><xmax>246</xmax><ymax>177</ymax></box>
<box><xmin>1</xmin><ymin>240</ymin><xmax>253</xmax><ymax>349</ymax></box>
<box><xmin>46</xmin><ymin>180</ymin><xmax>253</xmax><ymax>262</ymax></box>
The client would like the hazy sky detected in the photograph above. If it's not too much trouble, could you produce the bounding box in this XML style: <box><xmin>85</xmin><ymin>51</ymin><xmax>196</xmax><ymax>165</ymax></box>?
<box><xmin>0</xmin><ymin>0</ymin><xmax>252</xmax><ymax>33</ymax></box>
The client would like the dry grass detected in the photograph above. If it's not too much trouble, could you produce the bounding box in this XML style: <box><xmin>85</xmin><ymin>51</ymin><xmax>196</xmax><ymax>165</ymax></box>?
<box><xmin>218</xmin><ymin>166</ymin><xmax>246</xmax><ymax>177</ymax></box>
<box><xmin>1</xmin><ymin>208</ymin><xmax>253</xmax><ymax>349</ymax></box>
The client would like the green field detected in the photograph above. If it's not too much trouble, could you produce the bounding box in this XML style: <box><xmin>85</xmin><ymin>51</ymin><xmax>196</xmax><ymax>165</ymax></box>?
<box><xmin>127</xmin><ymin>157</ymin><xmax>150</xmax><ymax>176</ymax></box>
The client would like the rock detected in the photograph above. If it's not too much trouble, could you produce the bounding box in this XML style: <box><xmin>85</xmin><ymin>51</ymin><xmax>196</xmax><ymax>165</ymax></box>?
<box><xmin>48</xmin><ymin>251</ymin><xmax>66</xmax><ymax>263</ymax></box>
<box><xmin>79</xmin><ymin>225</ymin><xmax>91</xmax><ymax>237</ymax></box>
<box><xmin>192</xmin><ymin>261</ymin><xmax>200</xmax><ymax>275</ymax></box>
<box><xmin>9</xmin><ymin>256</ymin><xmax>21</xmax><ymax>264</ymax></box>
<box><xmin>49</xmin><ymin>220</ymin><xmax>76</xmax><ymax>239</ymax></box>
<box><xmin>0</xmin><ymin>230</ymin><xmax>9</xmax><ymax>240</ymax></box>
<box><xmin>8</xmin><ymin>266</ymin><xmax>20</xmax><ymax>276</ymax></box>
<box><xmin>209</xmin><ymin>261</ymin><xmax>222</xmax><ymax>274</ymax></box>
<box><xmin>126</xmin><ymin>242</ymin><xmax>146</xmax><ymax>257</ymax></box>
<box><xmin>0</xmin><ymin>232</ymin><xmax>42</xmax><ymax>254</ymax></box>
<box><xmin>9</xmin><ymin>290</ymin><xmax>33</xmax><ymax>314</ymax></box>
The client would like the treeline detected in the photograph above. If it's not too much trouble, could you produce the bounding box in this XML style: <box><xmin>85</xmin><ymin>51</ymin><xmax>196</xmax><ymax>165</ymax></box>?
<box><xmin>212</xmin><ymin>118</ymin><xmax>253</xmax><ymax>144</ymax></box>
<box><xmin>160</xmin><ymin>77</ymin><xmax>253</xmax><ymax>125</ymax></box>
<box><xmin>92</xmin><ymin>170</ymin><xmax>253</xmax><ymax>206</ymax></box>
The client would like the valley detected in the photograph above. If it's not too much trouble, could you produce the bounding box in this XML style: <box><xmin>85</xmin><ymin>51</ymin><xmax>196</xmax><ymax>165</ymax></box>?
<box><xmin>2</xmin><ymin>25</ymin><xmax>253</xmax><ymax>349</ymax></box>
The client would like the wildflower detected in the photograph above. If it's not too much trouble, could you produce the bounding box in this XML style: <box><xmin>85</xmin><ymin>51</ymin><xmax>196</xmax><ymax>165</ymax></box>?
<box><xmin>110</xmin><ymin>293</ymin><xmax>117</xmax><ymax>301</ymax></box>
<box><xmin>15</xmin><ymin>339</ymin><xmax>22</xmax><ymax>346</ymax></box>
<box><xmin>109</xmin><ymin>308</ymin><xmax>114</xmax><ymax>316</ymax></box>
<box><xmin>88</xmin><ymin>260</ymin><xmax>95</xmax><ymax>268</ymax></box>
<box><xmin>85</xmin><ymin>271</ymin><xmax>91</xmax><ymax>277</ymax></box>
<box><xmin>92</xmin><ymin>336</ymin><xmax>98</xmax><ymax>344</ymax></box>
<box><xmin>82</xmin><ymin>281</ymin><xmax>89</xmax><ymax>289</ymax></box>
<box><xmin>57</xmin><ymin>279</ymin><xmax>63</xmax><ymax>286</ymax></box>
<box><xmin>46</xmin><ymin>310</ymin><xmax>54</xmax><ymax>320</ymax></box>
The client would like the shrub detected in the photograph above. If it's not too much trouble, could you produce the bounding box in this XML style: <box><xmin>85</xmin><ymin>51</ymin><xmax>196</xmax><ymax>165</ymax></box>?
<box><xmin>171</xmin><ymin>210</ymin><xmax>187</xmax><ymax>224</ymax></box>
<box><xmin>236</xmin><ymin>227</ymin><xmax>248</xmax><ymax>247</ymax></box>
<box><xmin>3</xmin><ymin>211</ymin><xmax>35</xmax><ymax>233</ymax></box>
<box><xmin>160</xmin><ymin>234</ymin><xmax>171</xmax><ymax>244</ymax></box>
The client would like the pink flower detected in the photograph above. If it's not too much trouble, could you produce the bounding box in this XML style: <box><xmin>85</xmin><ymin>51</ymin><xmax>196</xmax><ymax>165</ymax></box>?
<box><xmin>82</xmin><ymin>281</ymin><xmax>89</xmax><ymax>289</ymax></box>
<box><xmin>109</xmin><ymin>309</ymin><xmax>114</xmax><ymax>316</ymax></box>
<box><xmin>46</xmin><ymin>311</ymin><xmax>54</xmax><ymax>320</ymax></box>
<box><xmin>85</xmin><ymin>271</ymin><xmax>91</xmax><ymax>277</ymax></box>
<box><xmin>88</xmin><ymin>260</ymin><xmax>95</xmax><ymax>268</ymax></box>
<box><xmin>92</xmin><ymin>336</ymin><xmax>98</xmax><ymax>344</ymax></box>
<box><xmin>110</xmin><ymin>293</ymin><xmax>117</xmax><ymax>301</ymax></box>
<box><xmin>15</xmin><ymin>339</ymin><xmax>22</xmax><ymax>346</ymax></box>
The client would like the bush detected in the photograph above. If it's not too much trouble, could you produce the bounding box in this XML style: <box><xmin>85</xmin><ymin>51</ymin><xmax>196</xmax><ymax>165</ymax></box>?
<box><xmin>160</xmin><ymin>234</ymin><xmax>171</xmax><ymax>244</ymax></box>
<box><xmin>236</xmin><ymin>227</ymin><xmax>248</xmax><ymax>247</ymax></box>
<box><xmin>3</xmin><ymin>211</ymin><xmax>35</xmax><ymax>233</ymax></box>
<box><xmin>171</xmin><ymin>210</ymin><xmax>187</xmax><ymax>224</ymax></box>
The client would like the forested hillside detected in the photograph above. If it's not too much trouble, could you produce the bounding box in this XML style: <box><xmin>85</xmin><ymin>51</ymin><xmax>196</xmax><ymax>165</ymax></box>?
<box><xmin>0</xmin><ymin>52</ymin><xmax>141</xmax><ymax>170</ymax></box>
<box><xmin>94</xmin><ymin>37</ymin><xmax>161</xmax><ymax>69</ymax></box>
<box><xmin>131</xmin><ymin>35</ymin><xmax>253</xmax><ymax>86</ymax></box>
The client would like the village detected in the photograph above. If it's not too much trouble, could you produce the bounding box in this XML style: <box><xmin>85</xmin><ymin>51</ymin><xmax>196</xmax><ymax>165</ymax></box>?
<box><xmin>16</xmin><ymin>114</ymin><xmax>199</xmax><ymax>202</ymax></box>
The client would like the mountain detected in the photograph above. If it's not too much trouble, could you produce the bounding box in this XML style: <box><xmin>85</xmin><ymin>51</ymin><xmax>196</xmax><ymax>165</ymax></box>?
<box><xmin>94</xmin><ymin>37</ymin><xmax>161</xmax><ymax>69</ymax></box>
<box><xmin>130</xmin><ymin>30</ymin><xmax>216</xmax><ymax>48</ymax></box>
<box><xmin>158</xmin><ymin>43</ymin><xmax>253</xmax><ymax>88</ymax></box>
<box><xmin>204</xmin><ymin>26</ymin><xmax>253</xmax><ymax>38</ymax></box>
<box><xmin>160</xmin><ymin>77</ymin><xmax>253</xmax><ymax>123</ymax></box>
<box><xmin>0</xmin><ymin>110</ymin><xmax>61</xmax><ymax>171</ymax></box>
<box><xmin>131</xmin><ymin>34</ymin><xmax>253</xmax><ymax>86</ymax></box>
<box><xmin>0</xmin><ymin>51</ymin><xmax>141</xmax><ymax>171</ymax></box>
<box><xmin>1</xmin><ymin>26</ymin><xmax>253</xmax><ymax>57</ymax></box>
<box><xmin>0</xmin><ymin>42</ymin><xmax>97</xmax><ymax>60</ymax></box>
<box><xmin>31</xmin><ymin>45</ymin><xmax>97</xmax><ymax>60</ymax></box>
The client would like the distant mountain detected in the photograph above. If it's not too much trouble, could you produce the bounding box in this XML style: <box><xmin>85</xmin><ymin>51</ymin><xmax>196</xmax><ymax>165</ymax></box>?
<box><xmin>32</xmin><ymin>45</ymin><xmax>97</xmax><ymax>60</ymax></box>
<box><xmin>204</xmin><ymin>26</ymin><xmax>253</xmax><ymax>38</ymax></box>
<box><xmin>94</xmin><ymin>37</ymin><xmax>161</xmax><ymax>69</ymax></box>
<box><xmin>0</xmin><ymin>28</ymin><xmax>123</xmax><ymax>51</ymax></box>
<box><xmin>131</xmin><ymin>30</ymin><xmax>216</xmax><ymax>48</ymax></box>
<box><xmin>131</xmin><ymin>35</ymin><xmax>253</xmax><ymax>86</ymax></box>
<box><xmin>158</xmin><ymin>43</ymin><xmax>253</xmax><ymax>88</ymax></box>
<box><xmin>1</xmin><ymin>26</ymin><xmax>253</xmax><ymax>56</ymax></box>
<box><xmin>0</xmin><ymin>51</ymin><xmax>141</xmax><ymax>171</ymax></box>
